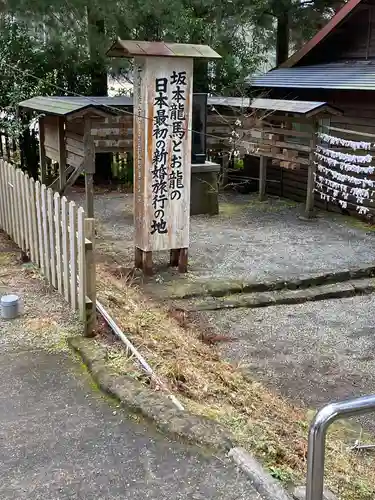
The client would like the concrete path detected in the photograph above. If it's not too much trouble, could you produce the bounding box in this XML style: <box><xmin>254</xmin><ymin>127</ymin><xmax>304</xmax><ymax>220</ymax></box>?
<box><xmin>0</xmin><ymin>349</ymin><xmax>261</xmax><ymax>500</ymax></box>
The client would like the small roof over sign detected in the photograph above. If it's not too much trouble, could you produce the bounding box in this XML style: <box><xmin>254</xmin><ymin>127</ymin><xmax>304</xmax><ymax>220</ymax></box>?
<box><xmin>106</xmin><ymin>40</ymin><xmax>221</xmax><ymax>59</ymax></box>
<box><xmin>250</xmin><ymin>98</ymin><xmax>342</xmax><ymax>117</ymax></box>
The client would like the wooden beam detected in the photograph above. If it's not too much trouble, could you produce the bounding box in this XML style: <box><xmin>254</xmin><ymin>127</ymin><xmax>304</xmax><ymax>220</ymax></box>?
<box><xmin>38</xmin><ymin>117</ymin><xmax>47</xmax><ymax>184</ymax></box>
<box><xmin>83</xmin><ymin>117</ymin><xmax>95</xmax><ymax>174</ymax></box>
<box><xmin>254</xmin><ymin>127</ymin><xmax>313</xmax><ymax>139</ymax></box>
<box><xmin>85</xmin><ymin>173</ymin><xmax>94</xmax><ymax>219</ymax></box>
<box><xmin>259</xmin><ymin>156</ymin><xmax>267</xmax><ymax>202</ymax></box>
<box><xmin>257</xmin><ymin>150</ymin><xmax>310</xmax><ymax>165</ymax></box>
<box><xmin>305</xmin><ymin>124</ymin><xmax>317</xmax><ymax>218</ymax></box>
<box><xmin>327</xmin><ymin>125</ymin><xmax>375</xmax><ymax>139</ymax></box>
<box><xmin>263</xmin><ymin>139</ymin><xmax>311</xmax><ymax>153</ymax></box>
<box><xmin>84</xmin><ymin>117</ymin><xmax>95</xmax><ymax>218</ymax></box>
<box><xmin>58</xmin><ymin>116</ymin><xmax>66</xmax><ymax>191</ymax></box>
<box><xmin>59</xmin><ymin>162</ymin><xmax>84</xmax><ymax>195</ymax></box>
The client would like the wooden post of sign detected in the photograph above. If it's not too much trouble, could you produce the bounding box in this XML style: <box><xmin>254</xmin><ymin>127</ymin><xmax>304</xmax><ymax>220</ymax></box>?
<box><xmin>84</xmin><ymin>117</ymin><xmax>95</xmax><ymax>218</ymax></box>
<box><xmin>170</xmin><ymin>249</ymin><xmax>180</xmax><ymax>267</ymax></box>
<box><xmin>58</xmin><ymin>116</ymin><xmax>67</xmax><ymax>191</ymax></box>
<box><xmin>178</xmin><ymin>248</ymin><xmax>188</xmax><ymax>273</ymax></box>
<box><xmin>305</xmin><ymin>122</ymin><xmax>317</xmax><ymax>219</ymax></box>
<box><xmin>135</xmin><ymin>247</ymin><xmax>143</xmax><ymax>269</ymax></box>
<box><xmin>39</xmin><ymin>117</ymin><xmax>47</xmax><ymax>184</ymax></box>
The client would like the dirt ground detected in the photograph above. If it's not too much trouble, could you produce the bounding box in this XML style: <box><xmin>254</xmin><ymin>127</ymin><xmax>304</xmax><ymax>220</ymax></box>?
<box><xmin>69</xmin><ymin>189</ymin><xmax>375</xmax><ymax>425</ymax></box>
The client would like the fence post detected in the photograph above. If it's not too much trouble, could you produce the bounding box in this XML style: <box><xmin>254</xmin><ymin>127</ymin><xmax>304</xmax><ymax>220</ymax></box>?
<box><xmin>9</xmin><ymin>163</ymin><xmax>17</xmax><ymax>242</ymax></box>
<box><xmin>61</xmin><ymin>196</ymin><xmax>70</xmax><ymax>303</ymax></box>
<box><xmin>84</xmin><ymin>217</ymin><xmax>96</xmax><ymax>337</ymax></box>
<box><xmin>69</xmin><ymin>201</ymin><xmax>77</xmax><ymax>311</ymax></box>
<box><xmin>0</xmin><ymin>160</ymin><xmax>4</xmax><ymax>230</ymax></box>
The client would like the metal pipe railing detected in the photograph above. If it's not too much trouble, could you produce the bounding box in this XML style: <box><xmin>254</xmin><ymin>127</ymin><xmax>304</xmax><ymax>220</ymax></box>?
<box><xmin>306</xmin><ymin>394</ymin><xmax>375</xmax><ymax>500</ymax></box>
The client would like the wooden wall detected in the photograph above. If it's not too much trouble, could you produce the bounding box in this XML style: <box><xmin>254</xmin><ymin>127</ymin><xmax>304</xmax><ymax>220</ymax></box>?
<box><xmin>44</xmin><ymin>116</ymin><xmax>60</xmax><ymax>162</ymax></box>
<box><xmin>47</xmin><ymin>113</ymin><xmax>133</xmax><ymax>170</ymax></box>
<box><xmin>65</xmin><ymin>118</ymin><xmax>85</xmax><ymax>168</ymax></box>
<box><xmin>91</xmin><ymin>114</ymin><xmax>133</xmax><ymax>153</ymax></box>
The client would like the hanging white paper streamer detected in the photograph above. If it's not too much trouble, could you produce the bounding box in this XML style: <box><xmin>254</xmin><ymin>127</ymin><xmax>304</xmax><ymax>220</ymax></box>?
<box><xmin>315</xmin><ymin>152</ymin><xmax>375</xmax><ymax>174</ymax></box>
<box><xmin>315</xmin><ymin>163</ymin><xmax>375</xmax><ymax>188</ymax></box>
<box><xmin>314</xmin><ymin>173</ymin><xmax>375</xmax><ymax>202</ymax></box>
<box><xmin>314</xmin><ymin>173</ymin><xmax>349</xmax><ymax>193</ymax></box>
<box><xmin>316</xmin><ymin>145</ymin><xmax>372</xmax><ymax>164</ymax></box>
<box><xmin>314</xmin><ymin>132</ymin><xmax>374</xmax><ymax>215</ymax></box>
<box><xmin>318</xmin><ymin>133</ymin><xmax>372</xmax><ymax>151</ymax></box>
<box><xmin>314</xmin><ymin>188</ymin><xmax>369</xmax><ymax>214</ymax></box>
<box><xmin>357</xmin><ymin>206</ymin><xmax>370</xmax><ymax>215</ymax></box>
<box><xmin>339</xmin><ymin>200</ymin><xmax>348</xmax><ymax>209</ymax></box>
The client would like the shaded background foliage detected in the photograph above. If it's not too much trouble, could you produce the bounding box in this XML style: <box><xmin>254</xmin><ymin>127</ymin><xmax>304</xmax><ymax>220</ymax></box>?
<box><xmin>0</xmin><ymin>0</ymin><xmax>347</xmax><ymax>178</ymax></box>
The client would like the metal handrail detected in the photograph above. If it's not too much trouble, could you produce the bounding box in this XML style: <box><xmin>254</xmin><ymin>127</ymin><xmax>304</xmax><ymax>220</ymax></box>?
<box><xmin>306</xmin><ymin>394</ymin><xmax>375</xmax><ymax>500</ymax></box>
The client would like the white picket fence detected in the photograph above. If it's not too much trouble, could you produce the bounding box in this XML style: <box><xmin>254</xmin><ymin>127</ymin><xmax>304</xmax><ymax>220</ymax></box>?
<box><xmin>0</xmin><ymin>159</ymin><xmax>95</xmax><ymax>335</ymax></box>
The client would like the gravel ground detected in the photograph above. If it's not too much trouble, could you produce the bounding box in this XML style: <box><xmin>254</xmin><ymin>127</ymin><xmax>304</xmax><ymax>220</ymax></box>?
<box><xmin>198</xmin><ymin>295</ymin><xmax>375</xmax><ymax>429</ymax></box>
<box><xmin>68</xmin><ymin>190</ymin><xmax>375</xmax><ymax>285</ymax></box>
<box><xmin>0</xmin><ymin>232</ymin><xmax>82</xmax><ymax>353</ymax></box>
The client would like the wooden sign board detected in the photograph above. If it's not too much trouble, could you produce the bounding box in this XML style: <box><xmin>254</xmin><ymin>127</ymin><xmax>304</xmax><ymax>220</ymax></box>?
<box><xmin>133</xmin><ymin>56</ymin><xmax>193</xmax><ymax>252</ymax></box>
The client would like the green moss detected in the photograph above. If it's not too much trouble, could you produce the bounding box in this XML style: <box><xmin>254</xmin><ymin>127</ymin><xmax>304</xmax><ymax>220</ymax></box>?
<box><xmin>219</xmin><ymin>202</ymin><xmax>247</xmax><ymax>217</ymax></box>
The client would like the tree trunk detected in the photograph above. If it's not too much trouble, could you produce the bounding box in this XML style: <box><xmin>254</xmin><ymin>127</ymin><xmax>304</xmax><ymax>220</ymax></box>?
<box><xmin>276</xmin><ymin>11</ymin><xmax>290</xmax><ymax>66</ymax></box>
<box><xmin>87</xmin><ymin>8</ymin><xmax>113</xmax><ymax>184</ymax></box>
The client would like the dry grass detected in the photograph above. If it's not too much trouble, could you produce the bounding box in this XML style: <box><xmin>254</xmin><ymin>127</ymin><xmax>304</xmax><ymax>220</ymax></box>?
<box><xmin>96</xmin><ymin>262</ymin><xmax>375</xmax><ymax>500</ymax></box>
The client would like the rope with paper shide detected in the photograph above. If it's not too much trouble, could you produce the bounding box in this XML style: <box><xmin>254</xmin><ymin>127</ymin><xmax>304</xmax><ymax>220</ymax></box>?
<box><xmin>314</xmin><ymin>132</ymin><xmax>375</xmax><ymax>216</ymax></box>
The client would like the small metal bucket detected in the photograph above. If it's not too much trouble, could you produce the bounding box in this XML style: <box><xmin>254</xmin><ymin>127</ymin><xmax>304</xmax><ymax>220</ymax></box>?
<box><xmin>1</xmin><ymin>294</ymin><xmax>20</xmax><ymax>320</ymax></box>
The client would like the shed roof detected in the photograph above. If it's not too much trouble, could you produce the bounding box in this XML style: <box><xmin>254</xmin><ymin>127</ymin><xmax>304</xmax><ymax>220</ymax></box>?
<box><xmin>209</xmin><ymin>97</ymin><xmax>340</xmax><ymax>115</ymax></box>
<box><xmin>250</xmin><ymin>98</ymin><xmax>341</xmax><ymax>117</ymax></box>
<box><xmin>18</xmin><ymin>96</ymin><xmax>129</xmax><ymax>116</ymax></box>
<box><xmin>252</xmin><ymin>61</ymin><xmax>375</xmax><ymax>91</ymax></box>
<box><xmin>106</xmin><ymin>40</ymin><xmax>221</xmax><ymax>59</ymax></box>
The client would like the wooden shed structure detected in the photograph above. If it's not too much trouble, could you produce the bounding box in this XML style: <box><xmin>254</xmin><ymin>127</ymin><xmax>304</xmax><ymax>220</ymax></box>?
<box><xmin>19</xmin><ymin>96</ymin><xmax>133</xmax><ymax>216</ymax></box>
<box><xmin>252</xmin><ymin>0</ymin><xmax>375</xmax><ymax>218</ymax></box>
<box><xmin>220</xmin><ymin>98</ymin><xmax>342</xmax><ymax>217</ymax></box>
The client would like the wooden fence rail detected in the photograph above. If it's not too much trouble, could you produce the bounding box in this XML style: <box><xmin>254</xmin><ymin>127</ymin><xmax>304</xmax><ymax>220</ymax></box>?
<box><xmin>0</xmin><ymin>159</ymin><xmax>95</xmax><ymax>335</ymax></box>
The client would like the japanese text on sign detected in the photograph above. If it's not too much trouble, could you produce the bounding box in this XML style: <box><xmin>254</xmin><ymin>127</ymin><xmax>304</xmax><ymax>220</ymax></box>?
<box><xmin>150</xmin><ymin>70</ymin><xmax>187</xmax><ymax>235</ymax></box>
